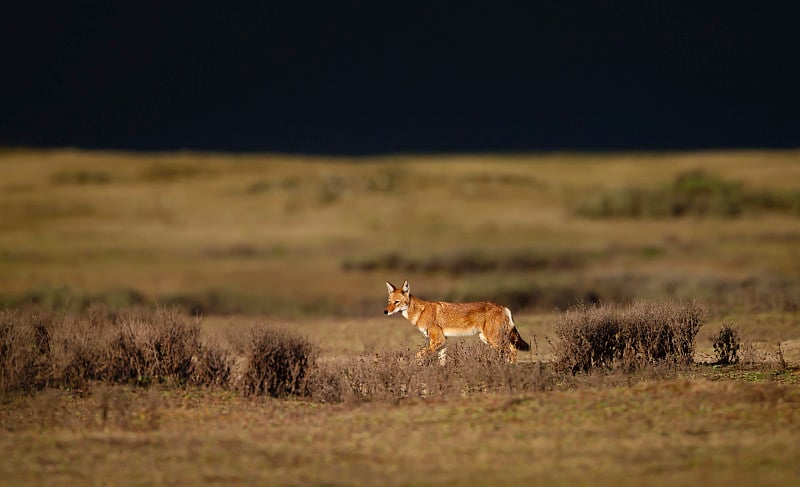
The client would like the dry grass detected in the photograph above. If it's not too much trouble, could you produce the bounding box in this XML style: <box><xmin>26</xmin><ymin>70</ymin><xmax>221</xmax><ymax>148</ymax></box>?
<box><xmin>308</xmin><ymin>342</ymin><xmax>556</xmax><ymax>404</ymax></box>
<box><xmin>2</xmin><ymin>149</ymin><xmax>800</xmax><ymax>484</ymax></box>
<box><xmin>0</xmin><ymin>305</ymin><xmax>799</xmax><ymax>485</ymax></box>
<box><xmin>1</xmin><ymin>379</ymin><xmax>799</xmax><ymax>486</ymax></box>
<box><xmin>0</xmin><ymin>306</ymin><xmax>693</xmax><ymax>401</ymax></box>
<box><xmin>2</xmin><ymin>149</ymin><xmax>800</xmax><ymax>317</ymax></box>
<box><xmin>2</xmin><ymin>304</ymin><xmax>796</xmax><ymax>399</ymax></box>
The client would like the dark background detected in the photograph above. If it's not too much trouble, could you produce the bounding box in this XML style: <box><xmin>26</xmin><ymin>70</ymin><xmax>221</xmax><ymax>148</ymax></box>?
<box><xmin>2</xmin><ymin>1</ymin><xmax>798</xmax><ymax>154</ymax></box>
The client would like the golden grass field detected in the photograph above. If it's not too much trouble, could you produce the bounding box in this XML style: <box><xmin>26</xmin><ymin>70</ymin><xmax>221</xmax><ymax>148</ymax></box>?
<box><xmin>2</xmin><ymin>148</ymin><xmax>800</xmax><ymax>485</ymax></box>
<box><xmin>2</xmin><ymin>379</ymin><xmax>799</xmax><ymax>486</ymax></box>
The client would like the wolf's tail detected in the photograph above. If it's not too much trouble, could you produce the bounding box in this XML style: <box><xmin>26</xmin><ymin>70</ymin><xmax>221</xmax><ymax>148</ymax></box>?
<box><xmin>510</xmin><ymin>327</ymin><xmax>531</xmax><ymax>351</ymax></box>
<box><xmin>504</xmin><ymin>307</ymin><xmax>530</xmax><ymax>351</ymax></box>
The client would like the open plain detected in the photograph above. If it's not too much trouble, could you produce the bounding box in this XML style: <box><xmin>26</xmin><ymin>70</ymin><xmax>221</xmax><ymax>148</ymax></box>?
<box><xmin>1</xmin><ymin>149</ymin><xmax>799</xmax><ymax>485</ymax></box>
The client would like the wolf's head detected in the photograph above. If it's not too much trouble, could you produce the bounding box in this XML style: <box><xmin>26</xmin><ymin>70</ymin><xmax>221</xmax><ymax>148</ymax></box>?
<box><xmin>384</xmin><ymin>280</ymin><xmax>410</xmax><ymax>316</ymax></box>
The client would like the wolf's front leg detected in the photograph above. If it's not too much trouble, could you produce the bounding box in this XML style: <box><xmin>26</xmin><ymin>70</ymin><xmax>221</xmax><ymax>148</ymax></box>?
<box><xmin>416</xmin><ymin>327</ymin><xmax>446</xmax><ymax>365</ymax></box>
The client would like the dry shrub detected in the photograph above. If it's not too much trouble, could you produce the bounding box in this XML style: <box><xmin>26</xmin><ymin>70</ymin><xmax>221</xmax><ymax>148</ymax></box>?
<box><xmin>0</xmin><ymin>307</ymin><xmax>315</xmax><ymax>395</ymax></box>
<box><xmin>191</xmin><ymin>338</ymin><xmax>233</xmax><ymax>388</ymax></box>
<box><xmin>0</xmin><ymin>309</ymin><xmax>113</xmax><ymax>391</ymax></box>
<box><xmin>554</xmin><ymin>300</ymin><xmax>705</xmax><ymax>373</ymax></box>
<box><xmin>308</xmin><ymin>349</ymin><xmax>413</xmax><ymax>403</ymax></box>
<box><xmin>444</xmin><ymin>343</ymin><xmax>553</xmax><ymax>395</ymax></box>
<box><xmin>46</xmin><ymin>319</ymin><xmax>107</xmax><ymax>388</ymax></box>
<box><xmin>235</xmin><ymin>325</ymin><xmax>317</xmax><ymax>397</ymax></box>
<box><xmin>0</xmin><ymin>307</ymin><xmax>204</xmax><ymax>393</ymax></box>
<box><xmin>104</xmin><ymin>308</ymin><xmax>201</xmax><ymax>385</ymax></box>
<box><xmin>712</xmin><ymin>323</ymin><xmax>741</xmax><ymax>365</ymax></box>
<box><xmin>308</xmin><ymin>342</ymin><xmax>555</xmax><ymax>403</ymax></box>
<box><xmin>0</xmin><ymin>309</ymin><xmax>45</xmax><ymax>392</ymax></box>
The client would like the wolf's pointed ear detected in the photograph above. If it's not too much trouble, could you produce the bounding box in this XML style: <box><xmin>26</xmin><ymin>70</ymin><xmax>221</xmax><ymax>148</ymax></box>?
<box><xmin>386</xmin><ymin>281</ymin><xmax>395</xmax><ymax>293</ymax></box>
<box><xmin>402</xmin><ymin>280</ymin><xmax>410</xmax><ymax>295</ymax></box>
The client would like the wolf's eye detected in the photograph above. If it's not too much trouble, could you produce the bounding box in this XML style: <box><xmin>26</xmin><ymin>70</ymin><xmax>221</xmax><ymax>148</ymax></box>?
<box><xmin>394</xmin><ymin>300</ymin><xmax>400</xmax><ymax>304</ymax></box>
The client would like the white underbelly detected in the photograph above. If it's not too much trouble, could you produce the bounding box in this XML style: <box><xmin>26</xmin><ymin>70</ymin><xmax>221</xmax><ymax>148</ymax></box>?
<box><xmin>443</xmin><ymin>327</ymin><xmax>480</xmax><ymax>337</ymax></box>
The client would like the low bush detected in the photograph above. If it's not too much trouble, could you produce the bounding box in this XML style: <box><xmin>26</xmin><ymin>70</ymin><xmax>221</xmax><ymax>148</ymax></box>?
<box><xmin>0</xmin><ymin>309</ymin><xmax>46</xmax><ymax>392</ymax></box>
<box><xmin>554</xmin><ymin>300</ymin><xmax>705</xmax><ymax>373</ymax></box>
<box><xmin>712</xmin><ymin>323</ymin><xmax>741</xmax><ymax>365</ymax></box>
<box><xmin>104</xmin><ymin>308</ymin><xmax>202</xmax><ymax>385</ymax></box>
<box><xmin>2</xmin><ymin>303</ymin><xmax>708</xmax><ymax>401</ymax></box>
<box><xmin>235</xmin><ymin>326</ymin><xmax>317</xmax><ymax>397</ymax></box>
<box><xmin>0</xmin><ymin>307</ymin><xmax>203</xmax><ymax>393</ymax></box>
<box><xmin>45</xmin><ymin>308</ymin><xmax>111</xmax><ymax>388</ymax></box>
<box><xmin>191</xmin><ymin>339</ymin><xmax>233</xmax><ymax>388</ymax></box>
<box><xmin>0</xmin><ymin>309</ymin><xmax>115</xmax><ymax>391</ymax></box>
<box><xmin>0</xmin><ymin>307</ymin><xmax>317</xmax><ymax>395</ymax></box>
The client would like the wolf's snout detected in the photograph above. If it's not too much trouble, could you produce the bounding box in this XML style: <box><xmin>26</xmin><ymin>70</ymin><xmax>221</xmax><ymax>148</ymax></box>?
<box><xmin>384</xmin><ymin>310</ymin><xmax>389</xmax><ymax>315</ymax></box>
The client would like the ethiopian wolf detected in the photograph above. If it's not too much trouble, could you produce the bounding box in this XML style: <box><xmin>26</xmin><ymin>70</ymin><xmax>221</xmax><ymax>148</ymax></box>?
<box><xmin>384</xmin><ymin>280</ymin><xmax>529</xmax><ymax>363</ymax></box>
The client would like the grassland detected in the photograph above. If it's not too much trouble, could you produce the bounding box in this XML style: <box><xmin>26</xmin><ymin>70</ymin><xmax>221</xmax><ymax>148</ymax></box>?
<box><xmin>3</xmin><ymin>148</ymin><xmax>800</xmax><ymax>317</ymax></box>
<box><xmin>2</xmin><ymin>148</ymin><xmax>800</xmax><ymax>485</ymax></box>
<box><xmin>2</xmin><ymin>378</ymin><xmax>799</xmax><ymax>486</ymax></box>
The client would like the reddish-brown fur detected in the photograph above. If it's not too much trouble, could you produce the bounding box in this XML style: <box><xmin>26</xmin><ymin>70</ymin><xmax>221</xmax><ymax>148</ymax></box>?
<box><xmin>384</xmin><ymin>280</ymin><xmax>529</xmax><ymax>362</ymax></box>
